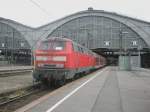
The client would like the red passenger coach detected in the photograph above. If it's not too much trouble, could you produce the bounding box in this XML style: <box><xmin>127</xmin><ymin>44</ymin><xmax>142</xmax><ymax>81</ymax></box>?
<box><xmin>33</xmin><ymin>37</ymin><xmax>106</xmax><ymax>86</ymax></box>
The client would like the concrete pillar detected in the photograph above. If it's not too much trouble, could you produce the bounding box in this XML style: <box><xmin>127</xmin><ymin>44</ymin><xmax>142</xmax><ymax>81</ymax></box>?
<box><xmin>130</xmin><ymin>56</ymin><xmax>141</xmax><ymax>68</ymax></box>
<box><xmin>119</xmin><ymin>55</ymin><xmax>131</xmax><ymax>70</ymax></box>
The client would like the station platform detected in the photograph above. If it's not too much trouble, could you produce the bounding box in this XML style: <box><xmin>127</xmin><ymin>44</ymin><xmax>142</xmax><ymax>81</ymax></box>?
<box><xmin>0</xmin><ymin>65</ymin><xmax>33</xmax><ymax>72</ymax></box>
<box><xmin>16</xmin><ymin>66</ymin><xmax>150</xmax><ymax>112</ymax></box>
<box><xmin>0</xmin><ymin>69</ymin><xmax>33</xmax><ymax>94</ymax></box>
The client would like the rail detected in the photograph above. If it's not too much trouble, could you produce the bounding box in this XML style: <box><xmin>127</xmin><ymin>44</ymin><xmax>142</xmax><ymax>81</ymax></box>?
<box><xmin>0</xmin><ymin>84</ymin><xmax>40</xmax><ymax>107</ymax></box>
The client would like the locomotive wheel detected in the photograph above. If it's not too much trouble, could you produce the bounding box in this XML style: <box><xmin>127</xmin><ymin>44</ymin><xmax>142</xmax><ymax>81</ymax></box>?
<box><xmin>41</xmin><ymin>79</ymin><xmax>49</xmax><ymax>87</ymax></box>
<box><xmin>55</xmin><ymin>76</ymin><xmax>66</xmax><ymax>87</ymax></box>
<box><xmin>61</xmin><ymin>76</ymin><xmax>66</xmax><ymax>85</ymax></box>
<box><xmin>74</xmin><ymin>74</ymin><xmax>80</xmax><ymax>79</ymax></box>
<box><xmin>41</xmin><ymin>78</ymin><xmax>53</xmax><ymax>88</ymax></box>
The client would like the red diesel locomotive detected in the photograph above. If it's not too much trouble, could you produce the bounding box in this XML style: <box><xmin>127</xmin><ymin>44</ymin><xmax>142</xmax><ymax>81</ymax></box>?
<box><xmin>33</xmin><ymin>37</ymin><xmax>106</xmax><ymax>86</ymax></box>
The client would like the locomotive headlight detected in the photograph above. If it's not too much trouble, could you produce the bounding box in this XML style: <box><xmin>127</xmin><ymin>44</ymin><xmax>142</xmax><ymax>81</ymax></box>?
<box><xmin>36</xmin><ymin>56</ymin><xmax>48</xmax><ymax>61</ymax></box>
<box><xmin>52</xmin><ymin>56</ymin><xmax>66</xmax><ymax>62</ymax></box>
<box><xmin>37</xmin><ymin>63</ymin><xmax>44</xmax><ymax>67</ymax></box>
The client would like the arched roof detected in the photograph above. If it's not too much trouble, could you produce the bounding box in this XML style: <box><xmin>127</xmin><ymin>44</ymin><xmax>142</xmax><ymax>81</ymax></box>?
<box><xmin>37</xmin><ymin>9</ymin><xmax>150</xmax><ymax>48</ymax></box>
<box><xmin>1</xmin><ymin>9</ymin><xmax>150</xmax><ymax>49</ymax></box>
<box><xmin>0</xmin><ymin>17</ymin><xmax>34</xmax><ymax>47</ymax></box>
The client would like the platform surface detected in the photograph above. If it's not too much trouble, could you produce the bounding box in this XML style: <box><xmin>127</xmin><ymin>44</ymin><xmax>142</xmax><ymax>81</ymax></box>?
<box><xmin>0</xmin><ymin>72</ymin><xmax>33</xmax><ymax>94</ymax></box>
<box><xmin>16</xmin><ymin>66</ymin><xmax>150</xmax><ymax>112</ymax></box>
<box><xmin>0</xmin><ymin>66</ymin><xmax>33</xmax><ymax>72</ymax></box>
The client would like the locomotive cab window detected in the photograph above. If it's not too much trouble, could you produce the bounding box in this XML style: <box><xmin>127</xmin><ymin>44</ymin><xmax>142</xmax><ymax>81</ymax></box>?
<box><xmin>38</xmin><ymin>41</ymin><xmax>66</xmax><ymax>50</ymax></box>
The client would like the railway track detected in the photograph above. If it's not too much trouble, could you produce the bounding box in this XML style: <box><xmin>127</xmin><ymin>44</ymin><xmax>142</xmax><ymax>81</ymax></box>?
<box><xmin>0</xmin><ymin>83</ymin><xmax>51</xmax><ymax>112</ymax></box>
<box><xmin>0</xmin><ymin>84</ymin><xmax>40</xmax><ymax>106</ymax></box>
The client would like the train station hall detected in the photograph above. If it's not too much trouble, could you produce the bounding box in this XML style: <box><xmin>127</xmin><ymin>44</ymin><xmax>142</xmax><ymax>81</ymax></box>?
<box><xmin>1</xmin><ymin>7</ymin><xmax>150</xmax><ymax>112</ymax></box>
<box><xmin>0</xmin><ymin>8</ymin><xmax>150</xmax><ymax>68</ymax></box>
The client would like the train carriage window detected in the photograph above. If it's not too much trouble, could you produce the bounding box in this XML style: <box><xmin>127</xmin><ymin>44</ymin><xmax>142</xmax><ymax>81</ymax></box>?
<box><xmin>72</xmin><ymin>43</ymin><xmax>74</xmax><ymax>51</ymax></box>
<box><xmin>82</xmin><ymin>48</ymin><xmax>85</xmax><ymax>54</ymax></box>
<box><xmin>78</xmin><ymin>46</ymin><xmax>83</xmax><ymax>53</ymax></box>
<box><xmin>78</xmin><ymin>46</ymin><xmax>81</xmax><ymax>52</ymax></box>
<box><xmin>81</xmin><ymin>47</ymin><xmax>84</xmax><ymax>53</ymax></box>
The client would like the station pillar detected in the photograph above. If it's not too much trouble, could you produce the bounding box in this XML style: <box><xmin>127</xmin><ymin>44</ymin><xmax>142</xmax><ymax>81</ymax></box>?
<box><xmin>119</xmin><ymin>55</ymin><xmax>131</xmax><ymax>70</ymax></box>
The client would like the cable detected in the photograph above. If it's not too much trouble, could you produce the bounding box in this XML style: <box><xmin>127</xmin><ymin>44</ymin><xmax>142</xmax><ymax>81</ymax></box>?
<box><xmin>28</xmin><ymin>0</ymin><xmax>51</xmax><ymax>17</ymax></box>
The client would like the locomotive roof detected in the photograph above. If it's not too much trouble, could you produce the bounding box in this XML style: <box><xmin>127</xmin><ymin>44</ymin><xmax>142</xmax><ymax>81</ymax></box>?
<box><xmin>41</xmin><ymin>37</ymin><xmax>101</xmax><ymax>57</ymax></box>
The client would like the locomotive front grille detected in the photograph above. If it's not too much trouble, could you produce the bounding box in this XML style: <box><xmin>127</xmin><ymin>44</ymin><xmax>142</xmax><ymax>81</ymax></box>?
<box><xmin>43</xmin><ymin>64</ymin><xmax>57</xmax><ymax>68</ymax></box>
<box><xmin>39</xmin><ymin>63</ymin><xmax>64</xmax><ymax>69</ymax></box>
